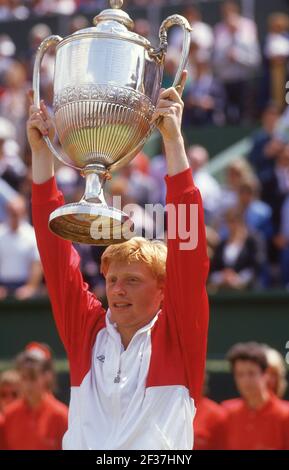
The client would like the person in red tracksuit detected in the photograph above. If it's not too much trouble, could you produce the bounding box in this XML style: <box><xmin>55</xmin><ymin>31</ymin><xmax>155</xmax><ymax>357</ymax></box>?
<box><xmin>1</xmin><ymin>349</ymin><xmax>68</xmax><ymax>450</ymax></box>
<box><xmin>194</xmin><ymin>396</ymin><xmax>228</xmax><ymax>450</ymax></box>
<box><xmin>27</xmin><ymin>70</ymin><xmax>210</xmax><ymax>450</ymax></box>
<box><xmin>222</xmin><ymin>342</ymin><xmax>289</xmax><ymax>450</ymax></box>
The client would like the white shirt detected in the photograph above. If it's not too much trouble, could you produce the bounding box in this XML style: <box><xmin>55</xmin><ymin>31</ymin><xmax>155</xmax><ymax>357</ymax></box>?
<box><xmin>0</xmin><ymin>221</ymin><xmax>40</xmax><ymax>282</ymax></box>
<box><xmin>63</xmin><ymin>310</ymin><xmax>195</xmax><ymax>450</ymax></box>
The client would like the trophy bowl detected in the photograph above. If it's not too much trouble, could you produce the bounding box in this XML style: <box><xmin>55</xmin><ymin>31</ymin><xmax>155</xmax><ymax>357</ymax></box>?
<box><xmin>33</xmin><ymin>0</ymin><xmax>192</xmax><ymax>245</ymax></box>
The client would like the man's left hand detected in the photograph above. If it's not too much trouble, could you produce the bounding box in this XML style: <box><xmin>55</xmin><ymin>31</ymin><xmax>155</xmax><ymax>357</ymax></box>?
<box><xmin>151</xmin><ymin>70</ymin><xmax>188</xmax><ymax>144</ymax></box>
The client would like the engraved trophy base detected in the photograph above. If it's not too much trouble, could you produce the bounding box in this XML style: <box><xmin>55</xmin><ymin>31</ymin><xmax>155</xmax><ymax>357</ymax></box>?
<box><xmin>48</xmin><ymin>164</ymin><xmax>134</xmax><ymax>245</ymax></box>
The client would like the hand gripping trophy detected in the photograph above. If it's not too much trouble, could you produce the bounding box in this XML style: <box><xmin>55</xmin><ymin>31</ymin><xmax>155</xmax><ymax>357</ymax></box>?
<box><xmin>33</xmin><ymin>0</ymin><xmax>191</xmax><ymax>245</ymax></box>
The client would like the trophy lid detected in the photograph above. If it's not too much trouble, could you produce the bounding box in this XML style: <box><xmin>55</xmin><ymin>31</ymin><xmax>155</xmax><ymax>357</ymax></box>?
<box><xmin>93</xmin><ymin>0</ymin><xmax>134</xmax><ymax>31</ymax></box>
<box><xmin>68</xmin><ymin>0</ymin><xmax>151</xmax><ymax>50</ymax></box>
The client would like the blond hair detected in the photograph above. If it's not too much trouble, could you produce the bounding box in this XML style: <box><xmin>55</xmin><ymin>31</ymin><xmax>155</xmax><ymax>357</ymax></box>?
<box><xmin>0</xmin><ymin>369</ymin><xmax>21</xmax><ymax>388</ymax></box>
<box><xmin>263</xmin><ymin>345</ymin><xmax>288</xmax><ymax>398</ymax></box>
<box><xmin>101</xmin><ymin>237</ymin><xmax>167</xmax><ymax>284</ymax></box>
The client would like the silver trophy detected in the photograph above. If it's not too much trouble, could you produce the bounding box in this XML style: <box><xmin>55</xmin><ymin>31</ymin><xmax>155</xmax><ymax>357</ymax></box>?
<box><xmin>33</xmin><ymin>0</ymin><xmax>191</xmax><ymax>245</ymax></box>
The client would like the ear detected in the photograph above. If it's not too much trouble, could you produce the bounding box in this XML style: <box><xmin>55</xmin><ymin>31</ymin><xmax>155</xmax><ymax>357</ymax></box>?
<box><xmin>158</xmin><ymin>282</ymin><xmax>165</xmax><ymax>306</ymax></box>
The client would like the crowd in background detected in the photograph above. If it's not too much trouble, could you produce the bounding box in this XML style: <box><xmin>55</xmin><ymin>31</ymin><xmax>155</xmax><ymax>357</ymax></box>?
<box><xmin>1</xmin><ymin>0</ymin><xmax>289</xmax><ymax>451</ymax></box>
<box><xmin>1</xmin><ymin>1</ymin><xmax>289</xmax><ymax>298</ymax></box>
<box><xmin>0</xmin><ymin>340</ymin><xmax>289</xmax><ymax>449</ymax></box>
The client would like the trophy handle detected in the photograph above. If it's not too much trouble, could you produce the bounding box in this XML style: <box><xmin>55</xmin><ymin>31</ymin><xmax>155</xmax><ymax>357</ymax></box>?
<box><xmin>32</xmin><ymin>35</ymin><xmax>80</xmax><ymax>171</ymax></box>
<box><xmin>110</xmin><ymin>16</ymin><xmax>192</xmax><ymax>172</ymax></box>
<box><xmin>157</xmin><ymin>14</ymin><xmax>192</xmax><ymax>88</ymax></box>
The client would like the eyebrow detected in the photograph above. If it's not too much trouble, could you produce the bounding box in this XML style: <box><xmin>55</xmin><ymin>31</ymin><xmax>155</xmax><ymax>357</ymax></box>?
<box><xmin>107</xmin><ymin>272</ymin><xmax>143</xmax><ymax>278</ymax></box>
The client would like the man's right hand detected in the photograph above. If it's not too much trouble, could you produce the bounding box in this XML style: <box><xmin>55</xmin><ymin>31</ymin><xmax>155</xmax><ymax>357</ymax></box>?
<box><xmin>27</xmin><ymin>89</ymin><xmax>55</xmax><ymax>154</ymax></box>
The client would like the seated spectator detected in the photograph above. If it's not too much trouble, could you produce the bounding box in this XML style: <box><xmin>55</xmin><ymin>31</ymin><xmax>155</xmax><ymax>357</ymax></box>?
<box><xmin>263</xmin><ymin>13</ymin><xmax>289</xmax><ymax>110</ymax></box>
<box><xmin>209</xmin><ymin>207</ymin><xmax>265</xmax><ymax>291</ymax></box>
<box><xmin>187</xmin><ymin>145</ymin><xmax>222</xmax><ymax>224</ymax></box>
<box><xmin>0</xmin><ymin>177</ymin><xmax>19</xmax><ymax>224</ymax></box>
<box><xmin>261</xmin><ymin>144</ymin><xmax>289</xmax><ymax>241</ymax></box>
<box><xmin>0</xmin><ymin>118</ymin><xmax>27</xmax><ymax>192</ymax></box>
<box><xmin>218</xmin><ymin>159</ymin><xmax>256</xmax><ymax>221</ymax></box>
<box><xmin>2</xmin><ymin>348</ymin><xmax>68</xmax><ymax>450</ymax></box>
<box><xmin>0</xmin><ymin>60</ymin><xmax>29</xmax><ymax>154</ymax></box>
<box><xmin>238</xmin><ymin>180</ymin><xmax>273</xmax><ymax>242</ymax></box>
<box><xmin>119</xmin><ymin>157</ymin><xmax>159</xmax><ymax>207</ymax></box>
<box><xmin>0</xmin><ymin>370</ymin><xmax>21</xmax><ymax>415</ymax></box>
<box><xmin>222</xmin><ymin>342</ymin><xmax>289</xmax><ymax>450</ymax></box>
<box><xmin>0</xmin><ymin>196</ymin><xmax>42</xmax><ymax>300</ymax></box>
<box><xmin>0</xmin><ymin>34</ymin><xmax>15</xmax><ymax>86</ymax></box>
<box><xmin>170</xmin><ymin>5</ymin><xmax>213</xmax><ymax>62</ymax></box>
<box><xmin>248</xmin><ymin>103</ymin><xmax>281</xmax><ymax>183</ymax></box>
<box><xmin>183</xmin><ymin>53</ymin><xmax>225</xmax><ymax>126</ymax></box>
<box><xmin>213</xmin><ymin>0</ymin><xmax>261</xmax><ymax>124</ymax></box>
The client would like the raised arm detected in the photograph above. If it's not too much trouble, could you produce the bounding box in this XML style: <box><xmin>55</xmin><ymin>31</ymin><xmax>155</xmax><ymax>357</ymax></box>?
<box><xmin>152</xmin><ymin>73</ymin><xmax>210</xmax><ymax>403</ymax></box>
<box><xmin>27</xmin><ymin>91</ymin><xmax>105</xmax><ymax>361</ymax></box>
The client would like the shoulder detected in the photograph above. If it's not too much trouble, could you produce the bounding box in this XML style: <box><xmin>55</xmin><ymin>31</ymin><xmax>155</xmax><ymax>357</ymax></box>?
<box><xmin>270</xmin><ymin>396</ymin><xmax>289</xmax><ymax>416</ymax></box>
<box><xmin>44</xmin><ymin>395</ymin><xmax>68</xmax><ymax>417</ymax></box>
<box><xmin>45</xmin><ymin>395</ymin><xmax>68</xmax><ymax>423</ymax></box>
<box><xmin>221</xmin><ymin>398</ymin><xmax>243</xmax><ymax>413</ymax></box>
<box><xmin>3</xmin><ymin>398</ymin><xmax>25</xmax><ymax>419</ymax></box>
<box><xmin>200</xmin><ymin>397</ymin><xmax>228</xmax><ymax>420</ymax></box>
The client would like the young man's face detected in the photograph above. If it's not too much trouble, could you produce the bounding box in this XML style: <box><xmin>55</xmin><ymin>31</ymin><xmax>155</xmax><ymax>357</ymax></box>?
<box><xmin>19</xmin><ymin>367</ymin><xmax>46</xmax><ymax>400</ymax></box>
<box><xmin>0</xmin><ymin>384</ymin><xmax>20</xmax><ymax>410</ymax></box>
<box><xmin>106</xmin><ymin>260</ymin><xmax>164</xmax><ymax>332</ymax></box>
<box><xmin>233</xmin><ymin>360</ymin><xmax>268</xmax><ymax>400</ymax></box>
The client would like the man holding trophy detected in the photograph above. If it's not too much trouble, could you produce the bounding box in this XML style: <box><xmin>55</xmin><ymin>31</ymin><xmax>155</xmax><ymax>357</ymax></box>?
<box><xmin>27</xmin><ymin>0</ymin><xmax>209</xmax><ymax>450</ymax></box>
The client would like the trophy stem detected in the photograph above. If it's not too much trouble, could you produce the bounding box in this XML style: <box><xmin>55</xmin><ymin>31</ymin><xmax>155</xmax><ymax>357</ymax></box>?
<box><xmin>81</xmin><ymin>164</ymin><xmax>108</xmax><ymax>205</ymax></box>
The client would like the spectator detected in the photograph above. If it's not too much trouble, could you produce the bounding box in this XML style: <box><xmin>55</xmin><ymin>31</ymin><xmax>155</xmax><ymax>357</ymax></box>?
<box><xmin>193</xmin><ymin>376</ymin><xmax>227</xmax><ymax>450</ymax></box>
<box><xmin>24</xmin><ymin>342</ymin><xmax>57</xmax><ymax>395</ymax></box>
<box><xmin>213</xmin><ymin>0</ymin><xmax>261</xmax><ymax>123</ymax></box>
<box><xmin>262</xmin><ymin>345</ymin><xmax>288</xmax><ymax>402</ymax></box>
<box><xmin>119</xmin><ymin>158</ymin><xmax>159</xmax><ymax>207</ymax></box>
<box><xmin>238</xmin><ymin>180</ymin><xmax>273</xmax><ymax>242</ymax></box>
<box><xmin>187</xmin><ymin>145</ymin><xmax>222</xmax><ymax>224</ymax></box>
<box><xmin>183</xmin><ymin>53</ymin><xmax>225</xmax><ymax>126</ymax></box>
<box><xmin>0</xmin><ymin>0</ymin><xmax>13</xmax><ymax>21</ymax></box>
<box><xmin>0</xmin><ymin>60</ymin><xmax>29</xmax><ymax>153</ymax></box>
<box><xmin>209</xmin><ymin>207</ymin><xmax>265</xmax><ymax>291</ymax></box>
<box><xmin>9</xmin><ymin>0</ymin><xmax>29</xmax><ymax>20</ymax></box>
<box><xmin>170</xmin><ymin>5</ymin><xmax>213</xmax><ymax>62</ymax></box>
<box><xmin>0</xmin><ymin>118</ymin><xmax>27</xmax><ymax>191</ymax></box>
<box><xmin>0</xmin><ymin>34</ymin><xmax>15</xmax><ymax>86</ymax></box>
<box><xmin>248</xmin><ymin>103</ymin><xmax>281</xmax><ymax>183</ymax></box>
<box><xmin>0</xmin><ymin>195</ymin><xmax>42</xmax><ymax>300</ymax></box>
<box><xmin>2</xmin><ymin>348</ymin><xmax>68</xmax><ymax>450</ymax></box>
<box><xmin>68</xmin><ymin>14</ymin><xmax>89</xmax><ymax>34</ymax></box>
<box><xmin>0</xmin><ymin>177</ymin><xmax>18</xmax><ymax>224</ymax></box>
<box><xmin>217</xmin><ymin>158</ymin><xmax>256</xmax><ymax>230</ymax></box>
<box><xmin>0</xmin><ymin>370</ymin><xmax>21</xmax><ymax>414</ymax></box>
<box><xmin>222</xmin><ymin>342</ymin><xmax>289</xmax><ymax>450</ymax></box>
<box><xmin>263</xmin><ymin>13</ymin><xmax>289</xmax><ymax>110</ymax></box>
<box><xmin>262</xmin><ymin>144</ymin><xmax>289</xmax><ymax>239</ymax></box>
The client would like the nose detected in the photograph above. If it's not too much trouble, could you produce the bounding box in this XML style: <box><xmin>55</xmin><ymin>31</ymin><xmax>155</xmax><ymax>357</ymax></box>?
<box><xmin>111</xmin><ymin>280</ymin><xmax>126</xmax><ymax>296</ymax></box>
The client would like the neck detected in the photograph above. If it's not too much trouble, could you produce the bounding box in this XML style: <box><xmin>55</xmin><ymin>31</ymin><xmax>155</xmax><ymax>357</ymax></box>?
<box><xmin>245</xmin><ymin>388</ymin><xmax>270</xmax><ymax>410</ymax></box>
<box><xmin>115</xmin><ymin>311</ymin><xmax>159</xmax><ymax>350</ymax></box>
<box><xmin>119</xmin><ymin>328</ymin><xmax>136</xmax><ymax>350</ymax></box>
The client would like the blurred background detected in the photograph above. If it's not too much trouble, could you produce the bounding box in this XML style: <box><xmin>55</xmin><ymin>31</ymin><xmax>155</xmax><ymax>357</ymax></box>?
<box><xmin>1</xmin><ymin>0</ymin><xmax>289</xmax><ymax>435</ymax></box>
